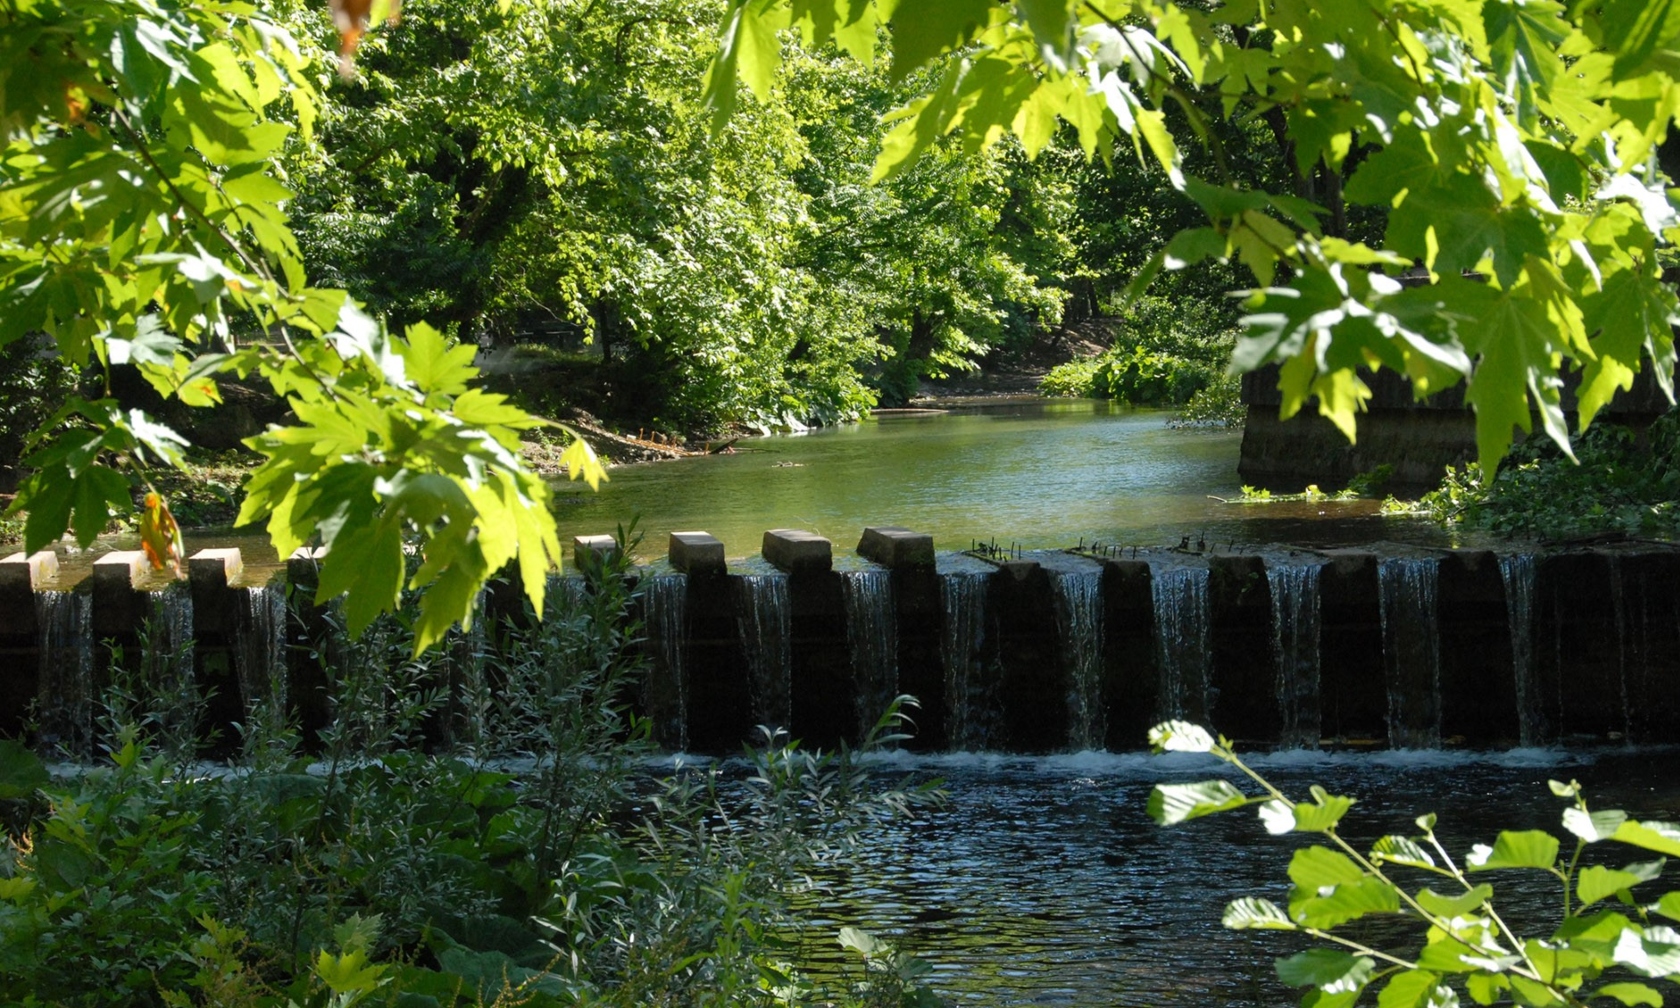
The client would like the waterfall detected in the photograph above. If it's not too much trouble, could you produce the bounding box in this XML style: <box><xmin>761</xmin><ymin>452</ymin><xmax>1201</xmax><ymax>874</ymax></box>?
<box><xmin>1498</xmin><ymin>554</ymin><xmax>1545</xmax><ymax>746</ymax></box>
<box><xmin>35</xmin><ymin>591</ymin><xmax>93</xmax><ymax>757</ymax></box>
<box><xmin>236</xmin><ymin>585</ymin><xmax>288</xmax><ymax>727</ymax></box>
<box><xmin>842</xmin><ymin>570</ymin><xmax>898</xmax><ymax>742</ymax></box>
<box><xmin>1267</xmin><ymin>562</ymin><xmax>1323</xmax><ymax>749</ymax></box>
<box><xmin>643</xmin><ymin>575</ymin><xmax>690</xmax><ymax>751</ymax></box>
<box><xmin>736</xmin><ymin>574</ymin><xmax>792</xmax><ymax>734</ymax></box>
<box><xmin>940</xmin><ymin>571</ymin><xmax>991</xmax><ymax>751</ymax></box>
<box><xmin>1150</xmin><ymin>565</ymin><xmax>1211</xmax><ymax>722</ymax></box>
<box><xmin>1377</xmin><ymin>557</ymin><xmax>1441</xmax><ymax>749</ymax></box>
<box><xmin>1606</xmin><ymin>555</ymin><xmax>1634</xmax><ymax>741</ymax></box>
<box><xmin>1051</xmin><ymin>570</ymin><xmax>1104</xmax><ymax>751</ymax></box>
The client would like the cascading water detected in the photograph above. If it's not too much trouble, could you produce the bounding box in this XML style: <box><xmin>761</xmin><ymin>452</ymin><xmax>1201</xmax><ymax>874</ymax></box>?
<box><xmin>642</xmin><ymin>575</ymin><xmax>690</xmax><ymax>751</ymax></box>
<box><xmin>1267</xmin><ymin>562</ymin><xmax>1323</xmax><ymax>749</ymax></box>
<box><xmin>236</xmin><ymin>585</ymin><xmax>288</xmax><ymax>728</ymax></box>
<box><xmin>736</xmin><ymin>574</ymin><xmax>793</xmax><ymax>734</ymax></box>
<box><xmin>34</xmin><ymin>591</ymin><xmax>93</xmax><ymax>757</ymax></box>
<box><xmin>841</xmin><ymin>570</ymin><xmax>897</xmax><ymax>740</ymax></box>
<box><xmin>940</xmin><ymin>571</ymin><xmax>992</xmax><ymax>751</ymax></box>
<box><xmin>1606</xmin><ymin>555</ymin><xmax>1635</xmax><ymax>741</ymax></box>
<box><xmin>1498</xmin><ymin>554</ymin><xmax>1546</xmax><ymax>746</ymax></box>
<box><xmin>1150</xmin><ymin>565</ymin><xmax>1211</xmax><ymax>722</ymax></box>
<box><xmin>1050</xmin><ymin>570</ymin><xmax>1104</xmax><ymax>751</ymax></box>
<box><xmin>1378</xmin><ymin>557</ymin><xmax>1442</xmax><ymax>749</ymax></box>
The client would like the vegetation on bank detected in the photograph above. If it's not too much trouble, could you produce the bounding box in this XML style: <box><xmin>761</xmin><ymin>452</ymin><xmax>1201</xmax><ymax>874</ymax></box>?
<box><xmin>0</xmin><ymin>551</ymin><xmax>945</xmax><ymax>1007</ymax></box>
<box><xmin>1037</xmin><ymin>297</ymin><xmax>1245</xmax><ymax>426</ymax></box>
<box><xmin>1407</xmin><ymin>409</ymin><xmax>1680</xmax><ymax>542</ymax></box>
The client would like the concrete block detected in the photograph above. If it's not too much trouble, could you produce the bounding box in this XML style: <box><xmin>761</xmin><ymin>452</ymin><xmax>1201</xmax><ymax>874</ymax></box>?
<box><xmin>573</xmin><ymin>534</ymin><xmax>620</xmax><ymax>569</ymax></box>
<box><xmin>856</xmin><ymin>526</ymin><xmax>934</xmax><ymax>568</ymax></box>
<box><xmin>669</xmin><ymin>531</ymin><xmax>726</xmax><ymax>575</ymax></box>
<box><xmin>0</xmin><ymin>551</ymin><xmax>57</xmax><ymax>592</ymax></box>
<box><xmin>1000</xmin><ymin>559</ymin><xmax>1040</xmax><ymax>582</ymax></box>
<box><xmin>762</xmin><ymin>529</ymin><xmax>832</xmax><ymax>573</ymax></box>
<box><xmin>92</xmin><ymin>551</ymin><xmax>147</xmax><ymax>590</ymax></box>
<box><xmin>188</xmin><ymin>548</ymin><xmax>244</xmax><ymax>590</ymax></box>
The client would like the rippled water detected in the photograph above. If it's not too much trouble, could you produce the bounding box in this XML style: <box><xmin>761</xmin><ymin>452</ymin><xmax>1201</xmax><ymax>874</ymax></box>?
<box><xmin>784</xmin><ymin>748</ymin><xmax>1680</xmax><ymax>1006</ymax></box>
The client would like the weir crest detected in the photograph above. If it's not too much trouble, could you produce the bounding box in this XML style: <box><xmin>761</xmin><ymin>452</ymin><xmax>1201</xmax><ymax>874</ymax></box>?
<box><xmin>3</xmin><ymin>535</ymin><xmax>1678</xmax><ymax>756</ymax></box>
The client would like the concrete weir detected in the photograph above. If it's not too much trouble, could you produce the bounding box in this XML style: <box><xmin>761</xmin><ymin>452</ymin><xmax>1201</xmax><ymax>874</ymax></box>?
<box><xmin>3</xmin><ymin>532</ymin><xmax>1679</xmax><ymax>755</ymax></box>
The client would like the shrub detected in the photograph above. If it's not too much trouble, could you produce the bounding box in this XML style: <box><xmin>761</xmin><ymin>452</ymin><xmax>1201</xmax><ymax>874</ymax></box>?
<box><xmin>1414</xmin><ymin>409</ymin><xmax>1680</xmax><ymax>539</ymax></box>
<box><xmin>0</xmin><ymin>544</ymin><xmax>946</xmax><ymax>1007</ymax></box>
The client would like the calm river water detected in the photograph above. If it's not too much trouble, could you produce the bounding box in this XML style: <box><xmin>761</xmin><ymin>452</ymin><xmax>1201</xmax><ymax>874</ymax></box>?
<box><xmin>785</xmin><ymin>747</ymin><xmax>1680</xmax><ymax>1007</ymax></box>
<box><xmin>563</xmin><ymin>400</ymin><xmax>1445</xmax><ymax>558</ymax></box>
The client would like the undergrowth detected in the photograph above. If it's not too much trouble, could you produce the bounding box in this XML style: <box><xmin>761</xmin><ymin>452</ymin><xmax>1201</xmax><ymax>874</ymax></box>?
<box><xmin>0</xmin><ymin>542</ymin><xmax>946</xmax><ymax>1007</ymax></box>
<box><xmin>1411</xmin><ymin>409</ymin><xmax>1680</xmax><ymax>540</ymax></box>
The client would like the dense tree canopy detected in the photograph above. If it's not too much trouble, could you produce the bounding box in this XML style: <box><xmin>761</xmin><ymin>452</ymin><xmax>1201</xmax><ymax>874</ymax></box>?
<box><xmin>708</xmin><ymin>0</ymin><xmax>1680</xmax><ymax>468</ymax></box>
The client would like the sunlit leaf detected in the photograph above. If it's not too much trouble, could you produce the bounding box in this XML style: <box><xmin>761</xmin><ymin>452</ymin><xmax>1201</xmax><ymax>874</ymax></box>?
<box><xmin>1147</xmin><ymin>779</ymin><xmax>1248</xmax><ymax>825</ymax></box>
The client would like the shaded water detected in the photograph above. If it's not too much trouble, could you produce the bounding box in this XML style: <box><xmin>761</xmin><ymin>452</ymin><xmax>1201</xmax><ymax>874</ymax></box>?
<box><xmin>1499</xmin><ymin>554</ymin><xmax>1544</xmax><ymax>746</ymax></box>
<box><xmin>794</xmin><ymin>749</ymin><xmax>1680</xmax><ymax>1007</ymax></box>
<box><xmin>1378</xmin><ymin>558</ymin><xmax>1441</xmax><ymax>749</ymax></box>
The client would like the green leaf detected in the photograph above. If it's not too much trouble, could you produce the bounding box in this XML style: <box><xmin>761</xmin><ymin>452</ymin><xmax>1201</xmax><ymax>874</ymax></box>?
<box><xmin>1388</xmin><ymin>173</ymin><xmax>1551</xmax><ymax>287</ymax></box>
<box><xmin>1417</xmin><ymin>885</ymin><xmax>1494</xmax><ymax>918</ymax></box>
<box><xmin>1564</xmin><ymin>807</ymin><xmax>1629</xmax><ymax>843</ymax></box>
<box><xmin>1378</xmin><ymin>969</ymin><xmax>1455</xmax><ymax>1008</ymax></box>
<box><xmin>1578</xmin><ymin>268</ymin><xmax>1679</xmax><ymax>429</ymax></box>
<box><xmin>1147</xmin><ymin>779</ymin><xmax>1248</xmax><ymax>825</ymax></box>
<box><xmin>1604</xmin><ymin>0</ymin><xmax>1680</xmax><ymax>76</ymax></box>
<box><xmin>398</xmin><ymin>322</ymin><xmax>478</xmax><ymax>398</ymax></box>
<box><xmin>1222</xmin><ymin>896</ymin><xmax>1298</xmax><ymax>930</ymax></box>
<box><xmin>1593</xmin><ymin>981</ymin><xmax>1664</xmax><ymax>1006</ymax></box>
<box><xmin>1652</xmin><ymin>891</ymin><xmax>1680</xmax><ymax>922</ymax></box>
<box><xmin>1467</xmin><ymin>973</ymin><xmax>1509</xmax><ymax>1005</ymax></box>
<box><xmin>1614</xmin><ymin>821</ymin><xmax>1680</xmax><ymax>859</ymax></box>
<box><xmin>1613</xmin><ymin>926</ymin><xmax>1680</xmax><ymax>978</ymax></box>
<box><xmin>838</xmin><ymin>926</ymin><xmax>885</xmax><ymax>956</ymax></box>
<box><xmin>1146</xmin><ymin>720</ymin><xmax>1216</xmax><ymax>753</ymax></box>
<box><xmin>1277</xmin><ymin>949</ymin><xmax>1374</xmax><ymax>991</ymax></box>
<box><xmin>69</xmin><ymin>465</ymin><xmax>132</xmax><ymax>546</ymax></box>
<box><xmin>1577</xmin><ymin>866</ymin><xmax>1642</xmax><ymax>907</ymax></box>
<box><xmin>1466</xmin><ymin>830</ymin><xmax>1560</xmax><ymax>871</ymax></box>
<box><xmin>1291</xmin><ymin>876</ymin><xmax>1403</xmax><ymax>929</ymax></box>
<box><xmin>1290</xmin><ymin>845</ymin><xmax>1366</xmax><ymax>889</ymax></box>
<box><xmin>0</xmin><ymin>740</ymin><xmax>49</xmax><ymax>800</ymax></box>
<box><xmin>1372</xmin><ymin>835</ymin><xmax>1437</xmax><ymax>870</ymax></box>
<box><xmin>886</xmin><ymin>0</ymin><xmax>994</xmax><ymax>80</ymax></box>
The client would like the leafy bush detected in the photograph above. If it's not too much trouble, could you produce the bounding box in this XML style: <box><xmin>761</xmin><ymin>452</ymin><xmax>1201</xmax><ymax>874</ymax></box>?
<box><xmin>0</xmin><ymin>548</ymin><xmax>946</xmax><ymax>1007</ymax></box>
<box><xmin>1415</xmin><ymin>410</ymin><xmax>1680</xmax><ymax>539</ymax></box>
<box><xmin>1040</xmin><ymin>296</ymin><xmax>1238</xmax><ymax>407</ymax></box>
<box><xmin>1149</xmin><ymin>721</ymin><xmax>1680</xmax><ymax>1008</ymax></box>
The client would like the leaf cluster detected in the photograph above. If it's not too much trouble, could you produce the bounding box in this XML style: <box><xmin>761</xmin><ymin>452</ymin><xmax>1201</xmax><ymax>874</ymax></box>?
<box><xmin>1148</xmin><ymin>720</ymin><xmax>1680</xmax><ymax>1008</ymax></box>
<box><xmin>709</xmin><ymin>0</ymin><xmax>1680</xmax><ymax>469</ymax></box>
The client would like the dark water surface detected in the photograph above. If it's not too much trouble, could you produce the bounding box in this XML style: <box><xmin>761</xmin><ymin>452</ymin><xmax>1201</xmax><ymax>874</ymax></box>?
<box><xmin>559</xmin><ymin>401</ymin><xmax>1450</xmax><ymax>558</ymax></box>
<box><xmin>783</xmin><ymin>748</ymin><xmax>1680</xmax><ymax>1007</ymax></box>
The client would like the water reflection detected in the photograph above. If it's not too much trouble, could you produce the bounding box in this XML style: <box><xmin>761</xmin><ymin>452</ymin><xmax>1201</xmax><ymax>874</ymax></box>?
<box><xmin>559</xmin><ymin>401</ymin><xmax>1451</xmax><ymax>557</ymax></box>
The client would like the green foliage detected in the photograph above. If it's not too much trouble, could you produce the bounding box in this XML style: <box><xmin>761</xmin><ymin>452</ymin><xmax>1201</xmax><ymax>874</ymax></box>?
<box><xmin>1415</xmin><ymin>410</ymin><xmax>1680</xmax><ymax>539</ymax></box>
<box><xmin>1148</xmin><ymin>720</ymin><xmax>1680</xmax><ymax>1008</ymax></box>
<box><xmin>0</xmin><ymin>562</ymin><xmax>945</xmax><ymax>1008</ymax></box>
<box><xmin>0</xmin><ymin>0</ymin><xmax>605</xmax><ymax>650</ymax></box>
<box><xmin>1040</xmin><ymin>294</ymin><xmax>1238</xmax><ymax>407</ymax></box>
<box><xmin>710</xmin><ymin>0</ymin><xmax>1680</xmax><ymax>468</ymax></box>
